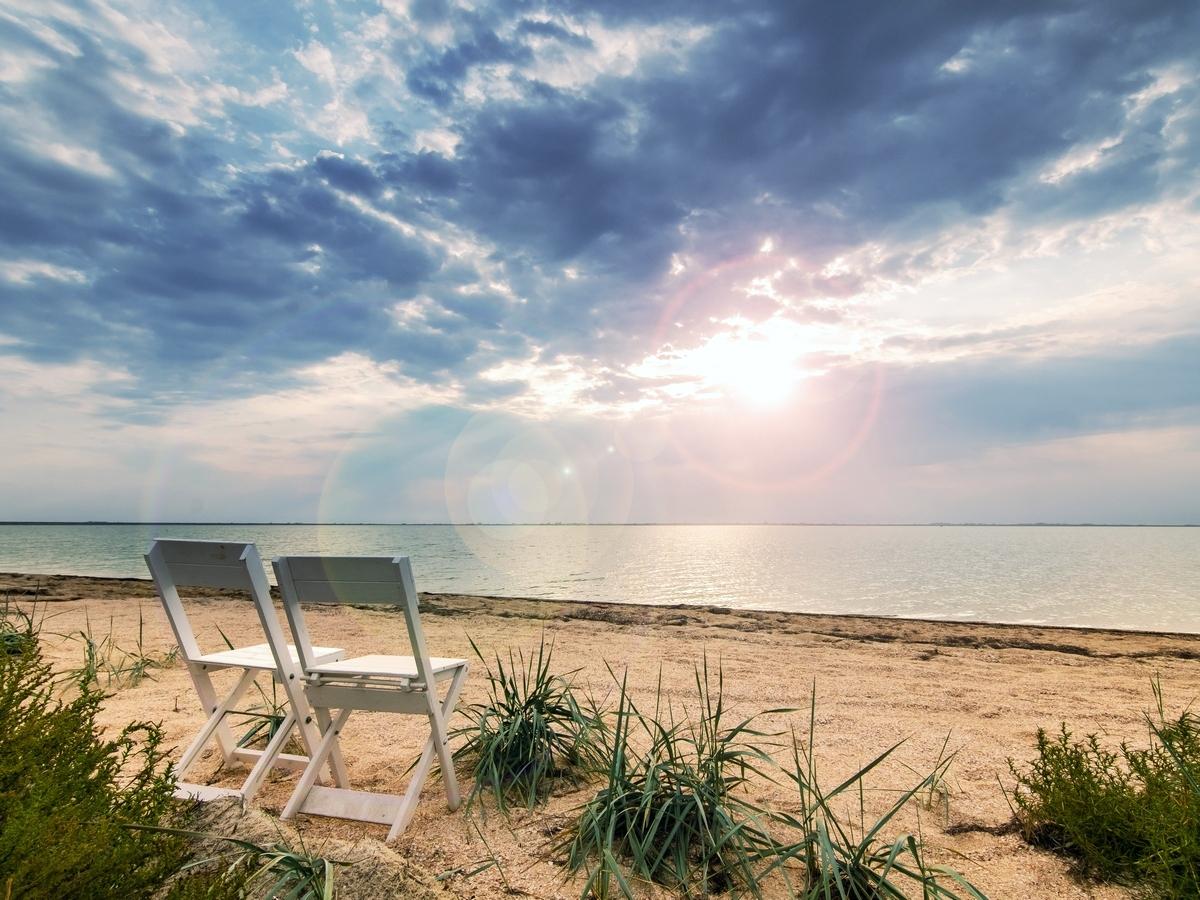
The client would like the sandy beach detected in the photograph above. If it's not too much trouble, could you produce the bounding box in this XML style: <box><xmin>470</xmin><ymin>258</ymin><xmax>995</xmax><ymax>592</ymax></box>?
<box><xmin>6</xmin><ymin>570</ymin><xmax>1199</xmax><ymax>899</ymax></box>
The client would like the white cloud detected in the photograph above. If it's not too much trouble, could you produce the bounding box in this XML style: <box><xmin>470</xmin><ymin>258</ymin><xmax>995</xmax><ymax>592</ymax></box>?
<box><xmin>0</xmin><ymin>259</ymin><xmax>88</xmax><ymax>284</ymax></box>
<box><xmin>294</xmin><ymin>41</ymin><xmax>337</xmax><ymax>86</ymax></box>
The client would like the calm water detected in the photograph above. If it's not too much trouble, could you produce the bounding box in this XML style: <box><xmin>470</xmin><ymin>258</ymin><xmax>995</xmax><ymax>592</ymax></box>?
<box><xmin>0</xmin><ymin>524</ymin><xmax>1197</xmax><ymax>632</ymax></box>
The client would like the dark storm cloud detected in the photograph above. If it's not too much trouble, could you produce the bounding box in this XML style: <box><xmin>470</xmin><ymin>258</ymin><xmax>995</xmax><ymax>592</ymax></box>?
<box><xmin>434</xmin><ymin>0</ymin><xmax>1199</xmax><ymax>276</ymax></box>
<box><xmin>0</xmin><ymin>12</ymin><xmax>475</xmax><ymax>391</ymax></box>
<box><xmin>401</xmin><ymin>8</ymin><xmax>533</xmax><ymax>107</ymax></box>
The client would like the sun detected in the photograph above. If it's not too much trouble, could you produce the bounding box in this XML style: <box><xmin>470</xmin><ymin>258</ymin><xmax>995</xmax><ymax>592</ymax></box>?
<box><xmin>719</xmin><ymin>344</ymin><xmax>799</xmax><ymax>406</ymax></box>
<box><xmin>698</xmin><ymin>320</ymin><xmax>804</xmax><ymax>408</ymax></box>
<box><xmin>630</xmin><ymin>316</ymin><xmax>815</xmax><ymax>409</ymax></box>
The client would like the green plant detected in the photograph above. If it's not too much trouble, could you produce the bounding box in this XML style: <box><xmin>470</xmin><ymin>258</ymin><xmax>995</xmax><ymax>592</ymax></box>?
<box><xmin>1008</xmin><ymin>679</ymin><xmax>1200</xmax><ymax>897</ymax></box>
<box><xmin>134</xmin><ymin>825</ymin><xmax>350</xmax><ymax>900</ymax></box>
<box><xmin>70</xmin><ymin>606</ymin><xmax>178</xmax><ymax>691</ymax></box>
<box><xmin>1008</xmin><ymin>725</ymin><xmax>1142</xmax><ymax>876</ymax></box>
<box><xmin>122</xmin><ymin>606</ymin><xmax>180</xmax><ymax>685</ymax></box>
<box><xmin>452</xmin><ymin>634</ymin><xmax>607</xmax><ymax>812</ymax></box>
<box><xmin>233</xmin><ymin>680</ymin><xmax>291</xmax><ymax>749</ymax></box>
<box><xmin>0</xmin><ymin>626</ymin><xmax>191</xmax><ymax>899</ymax></box>
<box><xmin>769</xmin><ymin>690</ymin><xmax>986</xmax><ymax>899</ymax></box>
<box><xmin>435</xmin><ymin>813</ymin><xmax>513</xmax><ymax>889</ymax></box>
<box><xmin>910</xmin><ymin>733</ymin><xmax>959</xmax><ymax>822</ymax></box>
<box><xmin>558</xmin><ymin>659</ymin><xmax>783</xmax><ymax>899</ymax></box>
<box><xmin>0</xmin><ymin>597</ymin><xmax>38</xmax><ymax>656</ymax></box>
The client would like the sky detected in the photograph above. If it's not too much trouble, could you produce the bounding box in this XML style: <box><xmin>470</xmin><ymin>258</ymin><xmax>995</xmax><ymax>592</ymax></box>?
<box><xmin>0</xmin><ymin>0</ymin><xmax>1198</xmax><ymax>525</ymax></box>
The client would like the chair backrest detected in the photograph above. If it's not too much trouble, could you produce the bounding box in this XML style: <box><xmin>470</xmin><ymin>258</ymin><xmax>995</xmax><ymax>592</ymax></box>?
<box><xmin>145</xmin><ymin>539</ymin><xmax>263</xmax><ymax>663</ymax></box>
<box><xmin>272</xmin><ymin>555</ymin><xmax>436</xmax><ymax>686</ymax></box>
<box><xmin>144</xmin><ymin>539</ymin><xmax>297</xmax><ymax>681</ymax></box>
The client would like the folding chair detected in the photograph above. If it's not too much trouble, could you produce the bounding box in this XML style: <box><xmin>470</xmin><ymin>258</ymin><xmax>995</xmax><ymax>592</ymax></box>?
<box><xmin>144</xmin><ymin>538</ymin><xmax>349</xmax><ymax>802</ymax></box>
<box><xmin>271</xmin><ymin>554</ymin><xmax>469</xmax><ymax>841</ymax></box>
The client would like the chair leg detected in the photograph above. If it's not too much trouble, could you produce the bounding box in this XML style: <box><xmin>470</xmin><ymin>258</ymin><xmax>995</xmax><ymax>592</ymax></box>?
<box><xmin>314</xmin><ymin>706</ymin><xmax>351</xmax><ymax>788</ymax></box>
<box><xmin>187</xmin><ymin>665</ymin><xmax>249</xmax><ymax>766</ymax></box>
<box><xmin>282</xmin><ymin>707</ymin><xmax>352</xmax><ymax>821</ymax></box>
<box><xmin>240</xmin><ymin>710</ymin><xmax>296</xmax><ymax>801</ymax></box>
<box><xmin>388</xmin><ymin>732</ymin><xmax>438</xmax><ymax>842</ymax></box>
<box><xmin>177</xmin><ymin>668</ymin><xmax>257</xmax><ymax>776</ymax></box>
<box><xmin>435</xmin><ymin>666</ymin><xmax>469</xmax><ymax>811</ymax></box>
<box><xmin>386</xmin><ymin>667</ymin><xmax>470</xmax><ymax>842</ymax></box>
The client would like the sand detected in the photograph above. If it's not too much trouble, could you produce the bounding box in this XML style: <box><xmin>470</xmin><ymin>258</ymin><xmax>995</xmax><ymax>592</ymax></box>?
<box><xmin>6</xmin><ymin>570</ymin><xmax>1200</xmax><ymax>899</ymax></box>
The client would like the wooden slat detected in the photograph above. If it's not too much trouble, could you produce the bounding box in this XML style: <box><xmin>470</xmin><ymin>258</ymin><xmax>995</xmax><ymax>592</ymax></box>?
<box><xmin>168</xmin><ymin>562</ymin><xmax>255</xmax><ymax>590</ymax></box>
<box><xmin>289</xmin><ymin>579</ymin><xmax>405</xmax><ymax>605</ymax></box>
<box><xmin>283</xmin><ymin>556</ymin><xmax>403</xmax><ymax>583</ymax></box>
<box><xmin>231</xmin><ymin>749</ymin><xmax>309</xmax><ymax>771</ymax></box>
<box><xmin>157</xmin><ymin>540</ymin><xmax>253</xmax><ymax>566</ymax></box>
<box><xmin>175</xmin><ymin>783</ymin><xmax>243</xmax><ymax>802</ymax></box>
<box><xmin>310</xmin><ymin>654</ymin><xmax>466</xmax><ymax>679</ymax></box>
<box><xmin>307</xmin><ymin>684</ymin><xmax>429</xmax><ymax>715</ymax></box>
<box><xmin>194</xmin><ymin>643</ymin><xmax>345</xmax><ymax>671</ymax></box>
<box><xmin>300</xmin><ymin>786</ymin><xmax>405</xmax><ymax>825</ymax></box>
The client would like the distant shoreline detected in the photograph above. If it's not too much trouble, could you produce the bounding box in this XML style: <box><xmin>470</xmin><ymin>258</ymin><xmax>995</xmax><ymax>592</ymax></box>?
<box><xmin>1</xmin><ymin>521</ymin><xmax>1196</xmax><ymax>527</ymax></box>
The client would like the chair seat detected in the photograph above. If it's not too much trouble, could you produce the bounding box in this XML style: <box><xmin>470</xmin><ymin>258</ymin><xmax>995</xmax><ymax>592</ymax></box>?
<box><xmin>194</xmin><ymin>642</ymin><xmax>345</xmax><ymax>671</ymax></box>
<box><xmin>308</xmin><ymin>654</ymin><xmax>467</xmax><ymax>682</ymax></box>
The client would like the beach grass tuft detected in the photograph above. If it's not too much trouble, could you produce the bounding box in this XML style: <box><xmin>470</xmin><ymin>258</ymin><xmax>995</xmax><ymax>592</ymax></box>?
<box><xmin>768</xmin><ymin>690</ymin><xmax>986</xmax><ymax>899</ymax></box>
<box><xmin>129</xmin><ymin>824</ymin><xmax>350</xmax><ymax>900</ymax></box>
<box><xmin>557</xmin><ymin>658</ymin><xmax>784</xmax><ymax>899</ymax></box>
<box><xmin>70</xmin><ymin>605</ymin><xmax>178</xmax><ymax>691</ymax></box>
<box><xmin>453</xmin><ymin>633</ymin><xmax>608</xmax><ymax>813</ymax></box>
<box><xmin>0</xmin><ymin>597</ymin><xmax>38</xmax><ymax>657</ymax></box>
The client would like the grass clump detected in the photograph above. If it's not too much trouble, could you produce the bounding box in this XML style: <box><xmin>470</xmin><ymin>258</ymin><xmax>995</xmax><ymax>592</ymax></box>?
<box><xmin>0</xmin><ymin>623</ymin><xmax>193</xmax><ymax>899</ymax></box>
<box><xmin>453</xmin><ymin>634</ymin><xmax>607</xmax><ymax>812</ymax></box>
<box><xmin>0</xmin><ymin>597</ymin><xmax>38</xmax><ymax>656</ymax></box>
<box><xmin>135</xmin><ymin>826</ymin><xmax>350</xmax><ymax>900</ymax></box>
<box><xmin>233</xmin><ymin>678</ymin><xmax>292</xmax><ymax>750</ymax></box>
<box><xmin>555</xmin><ymin>668</ymin><xmax>986</xmax><ymax>900</ymax></box>
<box><xmin>1009</xmin><ymin>679</ymin><xmax>1200</xmax><ymax>897</ymax></box>
<box><xmin>770</xmin><ymin>692</ymin><xmax>986</xmax><ymax>899</ymax></box>
<box><xmin>558</xmin><ymin>659</ymin><xmax>783</xmax><ymax>899</ymax></box>
<box><xmin>71</xmin><ymin>605</ymin><xmax>178</xmax><ymax>691</ymax></box>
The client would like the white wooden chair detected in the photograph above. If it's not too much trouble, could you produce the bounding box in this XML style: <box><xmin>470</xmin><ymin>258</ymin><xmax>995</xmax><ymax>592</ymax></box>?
<box><xmin>271</xmin><ymin>554</ymin><xmax>469</xmax><ymax>841</ymax></box>
<box><xmin>144</xmin><ymin>538</ymin><xmax>349</xmax><ymax>802</ymax></box>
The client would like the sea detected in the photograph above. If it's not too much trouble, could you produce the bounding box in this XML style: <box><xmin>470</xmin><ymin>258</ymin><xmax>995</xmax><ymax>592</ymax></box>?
<box><xmin>0</xmin><ymin>523</ymin><xmax>1197</xmax><ymax>633</ymax></box>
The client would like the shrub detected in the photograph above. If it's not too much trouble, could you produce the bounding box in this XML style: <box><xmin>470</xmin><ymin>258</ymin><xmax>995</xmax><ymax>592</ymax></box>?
<box><xmin>1009</xmin><ymin>680</ymin><xmax>1200</xmax><ymax>897</ymax></box>
<box><xmin>453</xmin><ymin>634</ymin><xmax>607</xmax><ymax>812</ymax></box>
<box><xmin>558</xmin><ymin>660</ymin><xmax>783</xmax><ymax>899</ymax></box>
<box><xmin>0</xmin><ymin>611</ymin><xmax>345</xmax><ymax>900</ymax></box>
<box><xmin>0</xmin><ymin>632</ymin><xmax>191</xmax><ymax>899</ymax></box>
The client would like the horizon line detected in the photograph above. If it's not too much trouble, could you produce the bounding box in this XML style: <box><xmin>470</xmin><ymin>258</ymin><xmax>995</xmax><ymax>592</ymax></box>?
<box><xmin>0</xmin><ymin>521</ymin><xmax>1196</xmax><ymax>528</ymax></box>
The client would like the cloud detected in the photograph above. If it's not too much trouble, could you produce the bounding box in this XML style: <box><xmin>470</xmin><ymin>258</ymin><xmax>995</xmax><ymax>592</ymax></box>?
<box><xmin>0</xmin><ymin>0</ymin><xmax>1197</xmax><ymax>520</ymax></box>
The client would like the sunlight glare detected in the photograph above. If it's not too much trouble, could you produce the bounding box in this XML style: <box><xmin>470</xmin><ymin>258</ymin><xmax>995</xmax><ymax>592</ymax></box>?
<box><xmin>712</xmin><ymin>339</ymin><xmax>797</xmax><ymax>406</ymax></box>
<box><xmin>695</xmin><ymin>318</ymin><xmax>806</xmax><ymax>408</ymax></box>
